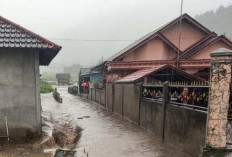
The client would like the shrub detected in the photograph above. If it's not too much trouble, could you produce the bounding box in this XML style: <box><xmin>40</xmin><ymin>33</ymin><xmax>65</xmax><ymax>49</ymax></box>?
<box><xmin>53</xmin><ymin>90</ymin><xmax>62</xmax><ymax>103</ymax></box>
<box><xmin>92</xmin><ymin>80</ymin><xmax>100</xmax><ymax>89</ymax></box>
<box><xmin>40</xmin><ymin>83</ymin><xmax>53</xmax><ymax>93</ymax></box>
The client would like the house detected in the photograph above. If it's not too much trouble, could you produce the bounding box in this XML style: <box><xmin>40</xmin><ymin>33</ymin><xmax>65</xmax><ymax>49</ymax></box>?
<box><xmin>90</xmin><ymin>71</ymin><xmax>102</xmax><ymax>86</ymax></box>
<box><xmin>79</xmin><ymin>68</ymin><xmax>91</xmax><ymax>84</ymax></box>
<box><xmin>56</xmin><ymin>73</ymin><xmax>71</xmax><ymax>85</ymax></box>
<box><xmin>79</xmin><ymin>68</ymin><xmax>91</xmax><ymax>93</ymax></box>
<box><xmin>79</xmin><ymin>67</ymin><xmax>103</xmax><ymax>90</ymax></box>
<box><xmin>0</xmin><ymin>16</ymin><xmax>61</xmax><ymax>140</ymax></box>
<box><xmin>92</xmin><ymin>13</ymin><xmax>232</xmax><ymax>83</ymax></box>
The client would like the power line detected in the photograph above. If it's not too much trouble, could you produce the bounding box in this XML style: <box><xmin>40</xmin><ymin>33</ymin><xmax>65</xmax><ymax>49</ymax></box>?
<box><xmin>47</xmin><ymin>36</ymin><xmax>232</xmax><ymax>42</ymax></box>
<box><xmin>48</xmin><ymin>38</ymin><xmax>135</xmax><ymax>41</ymax></box>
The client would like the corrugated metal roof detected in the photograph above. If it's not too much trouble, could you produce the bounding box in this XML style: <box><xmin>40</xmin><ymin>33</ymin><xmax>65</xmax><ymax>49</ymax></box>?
<box><xmin>115</xmin><ymin>64</ymin><xmax>205</xmax><ymax>83</ymax></box>
<box><xmin>115</xmin><ymin>65</ymin><xmax>165</xmax><ymax>83</ymax></box>
<box><xmin>56</xmin><ymin>73</ymin><xmax>71</xmax><ymax>79</ymax></box>
<box><xmin>0</xmin><ymin>16</ymin><xmax>61</xmax><ymax>65</ymax></box>
<box><xmin>80</xmin><ymin>68</ymin><xmax>91</xmax><ymax>76</ymax></box>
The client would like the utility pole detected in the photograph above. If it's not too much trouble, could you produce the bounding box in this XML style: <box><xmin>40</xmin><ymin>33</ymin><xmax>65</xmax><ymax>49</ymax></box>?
<box><xmin>177</xmin><ymin>0</ymin><xmax>183</xmax><ymax>68</ymax></box>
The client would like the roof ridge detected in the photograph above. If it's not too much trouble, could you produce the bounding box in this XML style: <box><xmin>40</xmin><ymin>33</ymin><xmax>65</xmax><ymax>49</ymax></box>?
<box><xmin>178</xmin><ymin>32</ymin><xmax>217</xmax><ymax>59</ymax></box>
<box><xmin>0</xmin><ymin>15</ymin><xmax>61</xmax><ymax>50</ymax></box>
<box><xmin>180</xmin><ymin>35</ymin><xmax>232</xmax><ymax>59</ymax></box>
<box><xmin>106</xmin><ymin>13</ymin><xmax>212</xmax><ymax>62</ymax></box>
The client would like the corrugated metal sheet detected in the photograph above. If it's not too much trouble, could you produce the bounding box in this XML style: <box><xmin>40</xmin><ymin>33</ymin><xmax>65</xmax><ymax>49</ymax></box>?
<box><xmin>115</xmin><ymin>64</ymin><xmax>205</xmax><ymax>83</ymax></box>
<box><xmin>116</xmin><ymin>65</ymin><xmax>164</xmax><ymax>83</ymax></box>
<box><xmin>0</xmin><ymin>16</ymin><xmax>61</xmax><ymax>65</ymax></box>
<box><xmin>56</xmin><ymin>73</ymin><xmax>71</xmax><ymax>79</ymax></box>
<box><xmin>80</xmin><ymin>68</ymin><xmax>91</xmax><ymax>76</ymax></box>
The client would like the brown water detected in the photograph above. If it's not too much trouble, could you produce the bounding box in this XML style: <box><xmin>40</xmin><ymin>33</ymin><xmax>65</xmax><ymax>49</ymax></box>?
<box><xmin>42</xmin><ymin>86</ymin><xmax>192</xmax><ymax>157</ymax></box>
<box><xmin>0</xmin><ymin>86</ymin><xmax>194</xmax><ymax>157</ymax></box>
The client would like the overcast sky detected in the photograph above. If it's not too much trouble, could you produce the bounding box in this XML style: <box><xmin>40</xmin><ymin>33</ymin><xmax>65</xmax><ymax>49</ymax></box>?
<box><xmin>0</xmin><ymin>0</ymin><xmax>231</xmax><ymax>69</ymax></box>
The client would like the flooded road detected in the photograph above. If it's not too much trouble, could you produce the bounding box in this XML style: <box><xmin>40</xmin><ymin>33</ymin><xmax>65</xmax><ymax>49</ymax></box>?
<box><xmin>42</xmin><ymin>86</ymin><xmax>192</xmax><ymax>157</ymax></box>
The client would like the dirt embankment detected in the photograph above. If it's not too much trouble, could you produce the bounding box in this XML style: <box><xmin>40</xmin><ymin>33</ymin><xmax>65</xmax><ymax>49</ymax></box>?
<box><xmin>0</xmin><ymin>107</ymin><xmax>82</xmax><ymax>157</ymax></box>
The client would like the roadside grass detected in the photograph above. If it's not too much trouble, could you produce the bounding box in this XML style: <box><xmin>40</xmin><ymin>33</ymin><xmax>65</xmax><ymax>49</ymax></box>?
<box><xmin>40</xmin><ymin>83</ymin><xmax>53</xmax><ymax>93</ymax></box>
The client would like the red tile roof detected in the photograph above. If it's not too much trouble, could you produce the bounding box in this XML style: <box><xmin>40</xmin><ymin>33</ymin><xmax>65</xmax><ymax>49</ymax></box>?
<box><xmin>115</xmin><ymin>64</ymin><xmax>205</xmax><ymax>83</ymax></box>
<box><xmin>0</xmin><ymin>16</ymin><xmax>62</xmax><ymax>65</ymax></box>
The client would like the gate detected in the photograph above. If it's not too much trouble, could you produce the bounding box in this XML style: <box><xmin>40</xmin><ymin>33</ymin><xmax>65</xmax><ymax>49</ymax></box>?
<box><xmin>227</xmin><ymin>87</ymin><xmax>232</xmax><ymax>145</ymax></box>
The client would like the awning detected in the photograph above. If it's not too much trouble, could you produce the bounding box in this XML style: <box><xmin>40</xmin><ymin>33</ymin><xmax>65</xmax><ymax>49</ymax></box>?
<box><xmin>115</xmin><ymin>64</ymin><xmax>205</xmax><ymax>83</ymax></box>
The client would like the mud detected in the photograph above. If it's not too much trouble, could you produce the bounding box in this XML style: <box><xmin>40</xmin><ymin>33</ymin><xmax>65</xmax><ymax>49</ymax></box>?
<box><xmin>0</xmin><ymin>87</ymin><xmax>81</xmax><ymax>157</ymax></box>
<box><xmin>0</xmin><ymin>86</ymin><xmax>200</xmax><ymax>157</ymax></box>
<box><xmin>42</xmin><ymin>86</ymin><xmax>193</xmax><ymax>157</ymax></box>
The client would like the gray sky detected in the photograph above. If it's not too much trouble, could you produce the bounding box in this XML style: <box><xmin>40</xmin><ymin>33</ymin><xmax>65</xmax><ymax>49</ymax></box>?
<box><xmin>0</xmin><ymin>0</ymin><xmax>231</xmax><ymax>68</ymax></box>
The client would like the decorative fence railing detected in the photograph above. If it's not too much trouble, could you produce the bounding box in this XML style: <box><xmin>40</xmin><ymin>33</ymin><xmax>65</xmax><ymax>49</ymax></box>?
<box><xmin>142</xmin><ymin>84</ymin><xmax>209</xmax><ymax>111</ymax></box>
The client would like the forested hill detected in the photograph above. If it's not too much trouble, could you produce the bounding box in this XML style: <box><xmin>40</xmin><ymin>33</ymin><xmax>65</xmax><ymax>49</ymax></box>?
<box><xmin>195</xmin><ymin>5</ymin><xmax>232</xmax><ymax>40</ymax></box>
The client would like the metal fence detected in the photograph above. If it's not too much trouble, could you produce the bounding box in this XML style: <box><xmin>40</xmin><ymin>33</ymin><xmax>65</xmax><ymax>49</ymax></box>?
<box><xmin>142</xmin><ymin>84</ymin><xmax>209</xmax><ymax>111</ymax></box>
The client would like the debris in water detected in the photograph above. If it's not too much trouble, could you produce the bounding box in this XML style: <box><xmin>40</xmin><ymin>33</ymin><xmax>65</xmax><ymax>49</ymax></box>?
<box><xmin>77</xmin><ymin>116</ymin><xmax>90</xmax><ymax>119</ymax></box>
<box><xmin>54</xmin><ymin>149</ymin><xmax>76</xmax><ymax>157</ymax></box>
<box><xmin>41</xmin><ymin>123</ymin><xmax>82</xmax><ymax>150</ymax></box>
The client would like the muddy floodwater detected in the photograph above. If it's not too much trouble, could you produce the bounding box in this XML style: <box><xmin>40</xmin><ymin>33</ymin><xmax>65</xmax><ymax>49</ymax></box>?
<box><xmin>0</xmin><ymin>86</ymin><xmax>193</xmax><ymax>157</ymax></box>
<box><xmin>42</xmin><ymin>86</ymin><xmax>192</xmax><ymax>157</ymax></box>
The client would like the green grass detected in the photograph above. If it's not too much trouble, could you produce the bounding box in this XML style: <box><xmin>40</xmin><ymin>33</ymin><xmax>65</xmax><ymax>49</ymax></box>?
<box><xmin>40</xmin><ymin>83</ymin><xmax>53</xmax><ymax>93</ymax></box>
<box><xmin>41</xmin><ymin>72</ymin><xmax>78</xmax><ymax>84</ymax></box>
<box><xmin>41</xmin><ymin>73</ymin><xmax>56</xmax><ymax>82</ymax></box>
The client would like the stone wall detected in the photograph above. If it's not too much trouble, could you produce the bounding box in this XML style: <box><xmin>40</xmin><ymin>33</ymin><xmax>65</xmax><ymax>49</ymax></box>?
<box><xmin>0</xmin><ymin>48</ymin><xmax>41</xmax><ymax>140</ymax></box>
<box><xmin>206</xmin><ymin>49</ymin><xmax>232</xmax><ymax>148</ymax></box>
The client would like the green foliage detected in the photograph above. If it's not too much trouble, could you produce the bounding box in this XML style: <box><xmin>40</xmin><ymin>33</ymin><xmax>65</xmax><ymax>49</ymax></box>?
<box><xmin>92</xmin><ymin>80</ymin><xmax>100</xmax><ymax>88</ymax></box>
<box><xmin>53</xmin><ymin>90</ymin><xmax>61</xmax><ymax>101</ymax></box>
<box><xmin>41</xmin><ymin>73</ymin><xmax>56</xmax><ymax>82</ymax></box>
<box><xmin>40</xmin><ymin>83</ymin><xmax>53</xmax><ymax>93</ymax></box>
<box><xmin>41</xmin><ymin>72</ymin><xmax>77</xmax><ymax>84</ymax></box>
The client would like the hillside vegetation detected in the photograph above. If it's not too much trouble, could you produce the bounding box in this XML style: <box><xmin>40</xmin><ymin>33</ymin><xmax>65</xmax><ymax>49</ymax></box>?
<box><xmin>195</xmin><ymin>5</ymin><xmax>232</xmax><ymax>40</ymax></box>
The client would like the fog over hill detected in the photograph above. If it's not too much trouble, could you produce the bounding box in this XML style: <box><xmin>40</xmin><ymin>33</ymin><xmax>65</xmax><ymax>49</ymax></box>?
<box><xmin>2</xmin><ymin>1</ymin><xmax>229</xmax><ymax>72</ymax></box>
<box><xmin>41</xmin><ymin>2</ymin><xmax>232</xmax><ymax>73</ymax></box>
<box><xmin>196</xmin><ymin>4</ymin><xmax>232</xmax><ymax>40</ymax></box>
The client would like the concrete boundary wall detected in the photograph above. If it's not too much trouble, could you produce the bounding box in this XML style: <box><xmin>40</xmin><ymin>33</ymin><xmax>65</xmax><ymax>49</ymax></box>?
<box><xmin>113</xmin><ymin>84</ymin><xmax>123</xmax><ymax>115</ymax></box>
<box><xmin>112</xmin><ymin>83</ymin><xmax>141</xmax><ymax>124</ymax></box>
<box><xmin>140</xmin><ymin>98</ymin><xmax>207</xmax><ymax>156</ymax></box>
<box><xmin>122</xmin><ymin>84</ymin><xmax>141</xmax><ymax>124</ymax></box>
<box><xmin>106</xmin><ymin>84</ymin><xmax>113</xmax><ymax>111</ymax></box>
<box><xmin>95</xmin><ymin>89</ymin><xmax>100</xmax><ymax>103</ymax></box>
<box><xmin>100</xmin><ymin>89</ymin><xmax>105</xmax><ymax>106</ymax></box>
<box><xmin>165</xmin><ymin>104</ymin><xmax>207</xmax><ymax>156</ymax></box>
<box><xmin>82</xmin><ymin>82</ymin><xmax>207</xmax><ymax>156</ymax></box>
<box><xmin>140</xmin><ymin>98</ymin><xmax>163</xmax><ymax>136</ymax></box>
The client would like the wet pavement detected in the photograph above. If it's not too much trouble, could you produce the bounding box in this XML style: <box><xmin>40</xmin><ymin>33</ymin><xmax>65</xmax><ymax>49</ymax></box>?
<box><xmin>42</xmin><ymin>86</ymin><xmax>192</xmax><ymax>157</ymax></box>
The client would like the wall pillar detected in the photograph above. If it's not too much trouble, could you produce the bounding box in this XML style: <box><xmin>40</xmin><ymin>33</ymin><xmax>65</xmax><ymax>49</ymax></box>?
<box><xmin>206</xmin><ymin>48</ymin><xmax>232</xmax><ymax>148</ymax></box>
